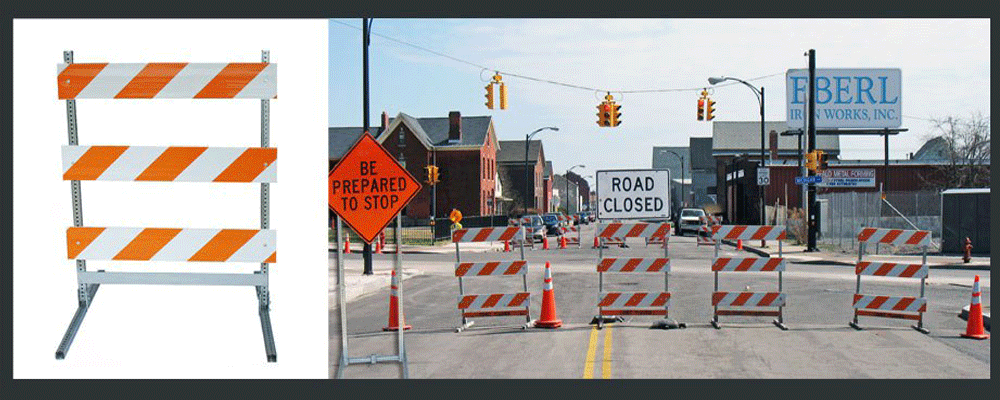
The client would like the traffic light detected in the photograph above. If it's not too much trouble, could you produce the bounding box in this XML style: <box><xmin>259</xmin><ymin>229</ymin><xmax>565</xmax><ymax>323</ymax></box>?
<box><xmin>697</xmin><ymin>97</ymin><xmax>705</xmax><ymax>121</ymax></box>
<box><xmin>425</xmin><ymin>165</ymin><xmax>439</xmax><ymax>185</ymax></box>
<box><xmin>498</xmin><ymin>82</ymin><xmax>508</xmax><ymax>110</ymax></box>
<box><xmin>609</xmin><ymin>103</ymin><xmax>621</xmax><ymax>126</ymax></box>
<box><xmin>596</xmin><ymin>103</ymin><xmax>609</xmax><ymax>127</ymax></box>
<box><xmin>804</xmin><ymin>151</ymin><xmax>818</xmax><ymax>172</ymax></box>
<box><xmin>817</xmin><ymin>150</ymin><xmax>828</xmax><ymax>171</ymax></box>
<box><xmin>705</xmin><ymin>98</ymin><xmax>716</xmax><ymax>121</ymax></box>
<box><xmin>484</xmin><ymin>83</ymin><xmax>494</xmax><ymax>109</ymax></box>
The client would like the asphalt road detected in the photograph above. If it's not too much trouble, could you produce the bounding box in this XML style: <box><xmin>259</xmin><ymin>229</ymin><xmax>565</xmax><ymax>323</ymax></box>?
<box><xmin>330</xmin><ymin>225</ymin><xmax>990</xmax><ymax>379</ymax></box>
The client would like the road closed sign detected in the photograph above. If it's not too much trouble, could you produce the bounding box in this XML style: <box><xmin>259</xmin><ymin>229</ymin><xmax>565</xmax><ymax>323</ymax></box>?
<box><xmin>328</xmin><ymin>132</ymin><xmax>421</xmax><ymax>243</ymax></box>
<box><xmin>596</xmin><ymin>169</ymin><xmax>670</xmax><ymax>220</ymax></box>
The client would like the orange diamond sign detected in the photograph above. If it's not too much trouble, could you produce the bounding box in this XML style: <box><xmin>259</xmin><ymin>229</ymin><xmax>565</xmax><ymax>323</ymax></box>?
<box><xmin>329</xmin><ymin>132</ymin><xmax>421</xmax><ymax>244</ymax></box>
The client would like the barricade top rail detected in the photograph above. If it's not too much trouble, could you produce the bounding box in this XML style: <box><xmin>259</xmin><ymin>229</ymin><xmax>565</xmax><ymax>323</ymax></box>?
<box><xmin>597</xmin><ymin>257</ymin><xmax>670</xmax><ymax>273</ymax></box>
<box><xmin>711</xmin><ymin>225</ymin><xmax>786</xmax><ymax>241</ymax></box>
<box><xmin>712</xmin><ymin>257</ymin><xmax>786</xmax><ymax>272</ymax></box>
<box><xmin>455</xmin><ymin>261</ymin><xmax>527</xmax><ymax>277</ymax></box>
<box><xmin>855</xmin><ymin>261</ymin><xmax>928</xmax><ymax>279</ymax></box>
<box><xmin>597</xmin><ymin>222</ymin><xmax>670</xmax><ymax>239</ymax></box>
<box><xmin>61</xmin><ymin>146</ymin><xmax>277</xmax><ymax>183</ymax></box>
<box><xmin>57</xmin><ymin>62</ymin><xmax>277</xmax><ymax>99</ymax></box>
<box><xmin>452</xmin><ymin>226</ymin><xmax>522</xmax><ymax>243</ymax></box>
<box><xmin>856</xmin><ymin>227</ymin><xmax>931</xmax><ymax>247</ymax></box>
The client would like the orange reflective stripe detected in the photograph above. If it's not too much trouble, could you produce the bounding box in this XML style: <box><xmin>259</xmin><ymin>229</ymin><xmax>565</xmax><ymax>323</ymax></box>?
<box><xmin>135</xmin><ymin>146</ymin><xmax>207</xmax><ymax>181</ymax></box>
<box><xmin>63</xmin><ymin>146</ymin><xmax>129</xmax><ymax>180</ymax></box>
<box><xmin>213</xmin><ymin>148</ymin><xmax>276</xmax><ymax>182</ymax></box>
<box><xmin>481</xmin><ymin>294</ymin><xmax>504</xmax><ymax>308</ymax></box>
<box><xmin>599</xmin><ymin>293</ymin><xmax>621</xmax><ymax>307</ymax></box>
<box><xmin>114</xmin><ymin>63</ymin><xmax>188</xmax><ymax>98</ymax></box>
<box><xmin>880</xmin><ymin>229</ymin><xmax>903</xmax><ymax>244</ymax></box>
<box><xmin>479</xmin><ymin>262</ymin><xmax>500</xmax><ymax>276</ymax></box>
<box><xmin>187</xmin><ymin>229</ymin><xmax>258</xmax><ymax>262</ymax></box>
<box><xmin>265</xmin><ymin>252</ymin><xmax>277</xmax><ymax>263</ymax></box>
<box><xmin>857</xmin><ymin>228</ymin><xmax>876</xmax><ymax>242</ymax></box>
<box><xmin>58</xmin><ymin>63</ymin><xmax>108</xmax><ymax>99</ymax></box>
<box><xmin>194</xmin><ymin>63</ymin><xmax>267</xmax><ymax>98</ymax></box>
<box><xmin>905</xmin><ymin>231</ymin><xmax>929</xmax><ymax>245</ymax></box>
<box><xmin>66</xmin><ymin>227</ymin><xmax>106</xmax><ymax>259</ymax></box>
<box><xmin>113</xmin><ymin>228</ymin><xmax>182</xmax><ymax>260</ymax></box>
<box><xmin>759</xmin><ymin>292</ymin><xmax>781</xmax><ymax>306</ymax></box>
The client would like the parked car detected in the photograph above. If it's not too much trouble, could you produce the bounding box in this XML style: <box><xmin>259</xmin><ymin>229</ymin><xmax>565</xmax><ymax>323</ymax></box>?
<box><xmin>522</xmin><ymin>215</ymin><xmax>546</xmax><ymax>242</ymax></box>
<box><xmin>540</xmin><ymin>214</ymin><xmax>564</xmax><ymax>236</ymax></box>
<box><xmin>677</xmin><ymin>208</ymin><xmax>706</xmax><ymax>236</ymax></box>
<box><xmin>575</xmin><ymin>212</ymin><xmax>590</xmax><ymax>225</ymax></box>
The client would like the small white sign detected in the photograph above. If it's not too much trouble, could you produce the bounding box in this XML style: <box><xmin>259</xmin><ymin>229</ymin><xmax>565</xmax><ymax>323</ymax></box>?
<box><xmin>596</xmin><ymin>169</ymin><xmax>670</xmax><ymax>220</ymax></box>
<box><xmin>817</xmin><ymin>168</ymin><xmax>876</xmax><ymax>187</ymax></box>
<box><xmin>786</xmin><ymin>68</ymin><xmax>901</xmax><ymax>129</ymax></box>
<box><xmin>757</xmin><ymin>168</ymin><xmax>770</xmax><ymax>186</ymax></box>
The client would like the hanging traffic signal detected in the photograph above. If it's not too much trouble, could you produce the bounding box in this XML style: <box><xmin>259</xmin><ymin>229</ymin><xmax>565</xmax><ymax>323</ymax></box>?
<box><xmin>484</xmin><ymin>83</ymin><xmax>494</xmax><ymax>109</ymax></box>
<box><xmin>697</xmin><ymin>97</ymin><xmax>705</xmax><ymax>121</ymax></box>
<box><xmin>804</xmin><ymin>151</ymin><xmax>818</xmax><ymax>172</ymax></box>
<box><xmin>498</xmin><ymin>81</ymin><xmax>508</xmax><ymax>110</ymax></box>
<box><xmin>425</xmin><ymin>165</ymin><xmax>440</xmax><ymax>185</ymax></box>
<box><xmin>596</xmin><ymin>103</ymin><xmax>609</xmax><ymax>126</ymax></box>
<box><xmin>817</xmin><ymin>150</ymin><xmax>828</xmax><ymax>171</ymax></box>
<box><xmin>706</xmin><ymin>98</ymin><xmax>716</xmax><ymax>121</ymax></box>
<box><xmin>610</xmin><ymin>103</ymin><xmax>621</xmax><ymax>126</ymax></box>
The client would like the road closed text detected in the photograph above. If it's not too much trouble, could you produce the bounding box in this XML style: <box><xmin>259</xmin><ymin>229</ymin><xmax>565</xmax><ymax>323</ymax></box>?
<box><xmin>596</xmin><ymin>170</ymin><xmax>670</xmax><ymax>219</ymax></box>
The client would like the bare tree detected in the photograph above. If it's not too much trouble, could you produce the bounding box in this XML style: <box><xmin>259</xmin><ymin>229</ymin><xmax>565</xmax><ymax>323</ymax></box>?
<box><xmin>927</xmin><ymin>112</ymin><xmax>990</xmax><ymax>188</ymax></box>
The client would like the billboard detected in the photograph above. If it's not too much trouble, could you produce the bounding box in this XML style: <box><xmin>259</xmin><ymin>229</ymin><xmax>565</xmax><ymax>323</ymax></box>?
<box><xmin>816</xmin><ymin>168</ymin><xmax>877</xmax><ymax>188</ymax></box>
<box><xmin>786</xmin><ymin>68</ymin><xmax>901</xmax><ymax>129</ymax></box>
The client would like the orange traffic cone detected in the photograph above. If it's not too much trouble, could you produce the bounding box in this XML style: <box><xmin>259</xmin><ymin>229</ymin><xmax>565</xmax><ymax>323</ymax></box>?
<box><xmin>344</xmin><ymin>234</ymin><xmax>351</xmax><ymax>254</ymax></box>
<box><xmin>542</xmin><ymin>236</ymin><xmax>549</xmax><ymax>250</ymax></box>
<box><xmin>593</xmin><ymin>236</ymin><xmax>601</xmax><ymax>249</ymax></box>
<box><xmin>961</xmin><ymin>275</ymin><xmax>989</xmax><ymax>339</ymax></box>
<box><xmin>503</xmin><ymin>240</ymin><xmax>511</xmax><ymax>252</ymax></box>
<box><xmin>383</xmin><ymin>270</ymin><xmax>412</xmax><ymax>331</ymax></box>
<box><xmin>535</xmin><ymin>262</ymin><xmax>562</xmax><ymax>328</ymax></box>
<box><xmin>375</xmin><ymin>238</ymin><xmax>383</xmax><ymax>254</ymax></box>
<box><xmin>559</xmin><ymin>235</ymin><xmax>567</xmax><ymax>249</ymax></box>
<box><xmin>736</xmin><ymin>239</ymin><xmax>743</xmax><ymax>251</ymax></box>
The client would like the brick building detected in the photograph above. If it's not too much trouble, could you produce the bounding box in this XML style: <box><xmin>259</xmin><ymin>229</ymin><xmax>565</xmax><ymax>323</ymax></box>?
<box><xmin>497</xmin><ymin>140</ymin><xmax>547</xmax><ymax>215</ymax></box>
<box><xmin>329</xmin><ymin>111</ymin><xmax>499</xmax><ymax>219</ymax></box>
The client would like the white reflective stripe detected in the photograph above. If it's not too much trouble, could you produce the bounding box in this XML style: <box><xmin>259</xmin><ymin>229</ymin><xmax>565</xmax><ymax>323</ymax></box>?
<box><xmin>173</xmin><ymin>147</ymin><xmax>243</xmax><ymax>182</ymax></box>
<box><xmin>853</xmin><ymin>295</ymin><xmax>926</xmax><ymax>312</ymax></box>
<box><xmin>254</xmin><ymin>159</ymin><xmax>278</xmax><ymax>182</ymax></box>
<box><xmin>455</xmin><ymin>261</ymin><xmax>527</xmax><ymax>276</ymax></box>
<box><xmin>599</xmin><ymin>258</ymin><xmax>670</xmax><ymax>273</ymax></box>
<box><xmin>57</xmin><ymin>63</ymin><xmax>69</xmax><ymax>75</ymax></box>
<box><xmin>156</xmin><ymin>63</ymin><xmax>226</xmax><ymax>98</ymax></box>
<box><xmin>225</xmin><ymin>230</ymin><xmax>276</xmax><ymax>262</ymax></box>
<box><xmin>857</xmin><ymin>262</ymin><xmax>928</xmax><ymax>278</ymax></box>
<box><xmin>234</xmin><ymin>63</ymin><xmax>277</xmax><ymax>98</ymax></box>
<box><xmin>75</xmin><ymin>63</ymin><xmax>144</xmax><ymax>98</ymax></box>
<box><xmin>858</xmin><ymin>228</ymin><xmax>931</xmax><ymax>246</ymax></box>
<box><xmin>75</xmin><ymin>227</ymin><xmax>143</xmax><ymax>259</ymax></box>
<box><xmin>150</xmin><ymin>229</ymin><xmax>219</xmax><ymax>261</ymax></box>
<box><xmin>459</xmin><ymin>293</ymin><xmax>529</xmax><ymax>310</ymax></box>
<box><xmin>61</xmin><ymin>145</ymin><xmax>88</xmax><ymax>173</ymax></box>
<box><xmin>95</xmin><ymin>146</ymin><xmax>163</xmax><ymax>180</ymax></box>
<box><xmin>713</xmin><ymin>257</ymin><xmax>786</xmax><ymax>272</ymax></box>
<box><xmin>971</xmin><ymin>294</ymin><xmax>980</xmax><ymax>305</ymax></box>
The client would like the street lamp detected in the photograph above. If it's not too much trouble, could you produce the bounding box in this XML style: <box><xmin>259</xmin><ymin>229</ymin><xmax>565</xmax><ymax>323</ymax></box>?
<box><xmin>661</xmin><ymin>149</ymin><xmax>686</xmax><ymax>210</ymax></box>
<box><xmin>709</xmin><ymin>76</ymin><xmax>766</xmax><ymax>230</ymax></box>
<box><xmin>524</xmin><ymin>127</ymin><xmax>558</xmax><ymax>217</ymax></box>
<box><xmin>566</xmin><ymin>164</ymin><xmax>585</xmax><ymax>215</ymax></box>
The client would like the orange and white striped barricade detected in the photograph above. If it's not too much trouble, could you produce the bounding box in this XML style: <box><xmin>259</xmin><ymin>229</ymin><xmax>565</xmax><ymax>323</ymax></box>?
<box><xmin>452</xmin><ymin>226</ymin><xmax>533</xmax><ymax>332</ymax></box>
<box><xmin>710</xmin><ymin>225</ymin><xmax>788</xmax><ymax>330</ymax></box>
<box><xmin>508</xmin><ymin>217</ymin><xmax>535</xmax><ymax>248</ymax></box>
<box><xmin>54</xmin><ymin>51</ymin><xmax>278</xmax><ymax>362</ymax></box>
<box><xmin>558</xmin><ymin>226</ymin><xmax>581</xmax><ymax>247</ymax></box>
<box><xmin>696</xmin><ymin>215</ymin><xmax>719</xmax><ymax>246</ymax></box>
<box><xmin>644</xmin><ymin>221</ymin><xmax>671</xmax><ymax>248</ymax></box>
<box><xmin>596</xmin><ymin>222</ymin><xmax>671</xmax><ymax>255</ymax></box>
<box><xmin>850</xmin><ymin>227</ymin><xmax>932</xmax><ymax>334</ymax></box>
<box><xmin>592</xmin><ymin>222</ymin><xmax>678</xmax><ymax>329</ymax></box>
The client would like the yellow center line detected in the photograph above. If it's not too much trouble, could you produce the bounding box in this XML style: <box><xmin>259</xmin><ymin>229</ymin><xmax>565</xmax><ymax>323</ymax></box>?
<box><xmin>602</xmin><ymin>324</ymin><xmax>613</xmax><ymax>379</ymax></box>
<box><xmin>582</xmin><ymin>325</ymin><xmax>600</xmax><ymax>378</ymax></box>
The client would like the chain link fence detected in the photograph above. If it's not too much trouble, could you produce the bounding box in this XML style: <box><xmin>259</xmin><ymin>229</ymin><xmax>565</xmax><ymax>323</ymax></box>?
<box><xmin>816</xmin><ymin>190</ymin><xmax>942</xmax><ymax>254</ymax></box>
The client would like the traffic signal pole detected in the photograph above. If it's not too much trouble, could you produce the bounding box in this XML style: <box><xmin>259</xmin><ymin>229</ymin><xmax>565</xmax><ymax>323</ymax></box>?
<box><xmin>806</xmin><ymin>49</ymin><xmax>818</xmax><ymax>252</ymax></box>
<box><xmin>362</xmin><ymin>18</ymin><xmax>373</xmax><ymax>275</ymax></box>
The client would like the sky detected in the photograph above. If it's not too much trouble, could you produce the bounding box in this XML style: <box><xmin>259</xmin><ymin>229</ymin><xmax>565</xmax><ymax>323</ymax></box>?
<box><xmin>329</xmin><ymin>19</ymin><xmax>990</xmax><ymax>184</ymax></box>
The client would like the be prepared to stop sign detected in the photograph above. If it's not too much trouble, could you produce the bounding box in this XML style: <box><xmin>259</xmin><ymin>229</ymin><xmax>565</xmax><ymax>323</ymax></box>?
<box><xmin>330</xmin><ymin>161</ymin><xmax>410</xmax><ymax>211</ymax></box>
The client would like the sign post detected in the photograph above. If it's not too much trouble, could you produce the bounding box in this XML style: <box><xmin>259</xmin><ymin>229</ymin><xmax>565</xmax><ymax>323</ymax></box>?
<box><xmin>330</xmin><ymin>132</ymin><xmax>421</xmax><ymax>378</ymax></box>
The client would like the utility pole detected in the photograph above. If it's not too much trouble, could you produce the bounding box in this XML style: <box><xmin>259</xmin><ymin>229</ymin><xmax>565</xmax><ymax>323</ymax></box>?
<box><xmin>361</xmin><ymin>18</ymin><xmax>374</xmax><ymax>275</ymax></box>
<box><xmin>806</xmin><ymin>49</ymin><xmax>818</xmax><ymax>252</ymax></box>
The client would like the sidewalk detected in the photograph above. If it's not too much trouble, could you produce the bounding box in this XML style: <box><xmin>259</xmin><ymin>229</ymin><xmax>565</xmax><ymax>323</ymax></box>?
<box><xmin>328</xmin><ymin>258</ymin><xmax>423</xmax><ymax>304</ymax></box>
<box><xmin>328</xmin><ymin>240</ymin><xmax>506</xmax><ymax>255</ymax></box>
<box><xmin>736</xmin><ymin>240</ymin><xmax>991</xmax><ymax>270</ymax></box>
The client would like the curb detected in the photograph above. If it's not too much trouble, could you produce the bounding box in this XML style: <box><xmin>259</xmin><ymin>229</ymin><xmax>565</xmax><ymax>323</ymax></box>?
<box><xmin>959</xmin><ymin>305</ymin><xmax>991</xmax><ymax>331</ymax></box>
<box><xmin>737</xmin><ymin>245</ymin><xmax>991</xmax><ymax>270</ymax></box>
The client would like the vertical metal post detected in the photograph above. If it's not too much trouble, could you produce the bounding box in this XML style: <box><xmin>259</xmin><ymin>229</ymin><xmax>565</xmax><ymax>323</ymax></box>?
<box><xmin>519</xmin><ymin>222</ymin><xmax>525</xmax><ymax>260</ymax></box>
<box><xmin>917</xmin><ymin>245</ymin><xmax>927</xmax><ymax>331</ymax></box>
<box><xmin>777</xmin><ymin>239</ymin><xmax>783</xmax><ymax>326</ymax></box>
<box><xmin>806</xmin><ymin>49</ymin><xmax>818</xmax><ymax>251</ymax></box>
<box><xmin>853</xmin><ymin>241</ymin><xmax>863</xmax><ymax>327</ymax></box>
<box><xmin>713</xmin><ymin>238</ymin><xmax>719</xmax><ymax>325</ymax></box>
<box><xmin>394</xmin><ymin>213</ymin><xmax>407</xmax><ymax>378</ymax></box>
<box><xmin>361</xmin><ymin>18</ymin><xmax>374</xmax><ymax>275</ymax></box>
<box><xmin>335</xmin><ymin>216</ymin><xmax>348</xmax><ymax>378</ymax></box>
<box><xmin>455</xmin><ymin>230</ymin><xmax>464</xmax><ymax>327</ymax></box>
<box><xmin>257</xmin><ymin>49</ymin><xmax>277</xmax><ymax>363</ymax></box>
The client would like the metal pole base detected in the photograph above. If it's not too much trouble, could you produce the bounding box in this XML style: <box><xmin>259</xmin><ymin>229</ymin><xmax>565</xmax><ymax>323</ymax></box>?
<box><xmin>259</xmin><ymin>306</ymin><xmax>277</xmax><ymax>362</ymax></box>
<box><xmin>455</xmin><ymin>320</ymin><xmax>475</xmax><ymax>333</ymax></box>
<box><xmin>590</xmin><ymin>315</ymin><xmax>624</xmax><ymax>329</ymax></box>
<box><xmin>710</xmin><ymin>320</ymin><xmax>721</xmax><ymax>330</ymax></box>
<box><xmin>772</xmin><ymin>319</ymin><xmax>788</xmax><ymax>331</ymax></box>
<box><xmin>522</xmin><ymin>319</ymin><xmax>536</xmax><ymax>330</ymax></box>
<box><xmin>55</xmin><ymin>284</ymin><xmax>100</xmax><ymax>360</ymax></box>
<box><xmin>911</xmin><ymin>325</ymin><xmax>930</xmax><ymax>334</ymax></box>
<box><xmin>849</xmin><ymin>321</ymin><xmax>863</xmax><ymax>331</ymax></box>
<box><xmin>650</xmin><ymin>318</ymin><xmax>686</xmax><ymax>330</ymax></box>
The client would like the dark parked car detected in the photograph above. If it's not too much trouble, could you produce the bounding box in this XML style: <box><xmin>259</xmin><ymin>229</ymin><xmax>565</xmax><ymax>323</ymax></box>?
<box><xmin>521</xmin><ymin>215</ymin><xmax>546</xmax><ymax>242</ymax></box>
<box><xmin>575</xmin><ymin>212</ymin><xmax>590</xmax><ymax>225</ymax></box>
<box><xmin>540</xmin><ymin>214</ymin><xmax>563</xmax><ymax>236</ymax></box>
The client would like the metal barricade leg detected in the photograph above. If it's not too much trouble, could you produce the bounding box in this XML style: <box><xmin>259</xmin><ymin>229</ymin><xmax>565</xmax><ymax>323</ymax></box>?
<box><xmin>850</xmin><ymin>242</ymin><xmax>864</xmax><ymax>330</ymax></box>
<box><xmin>55</xmin><ymin>283</ymin><xmax>99</xmax><ymax>359</ymax></box>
